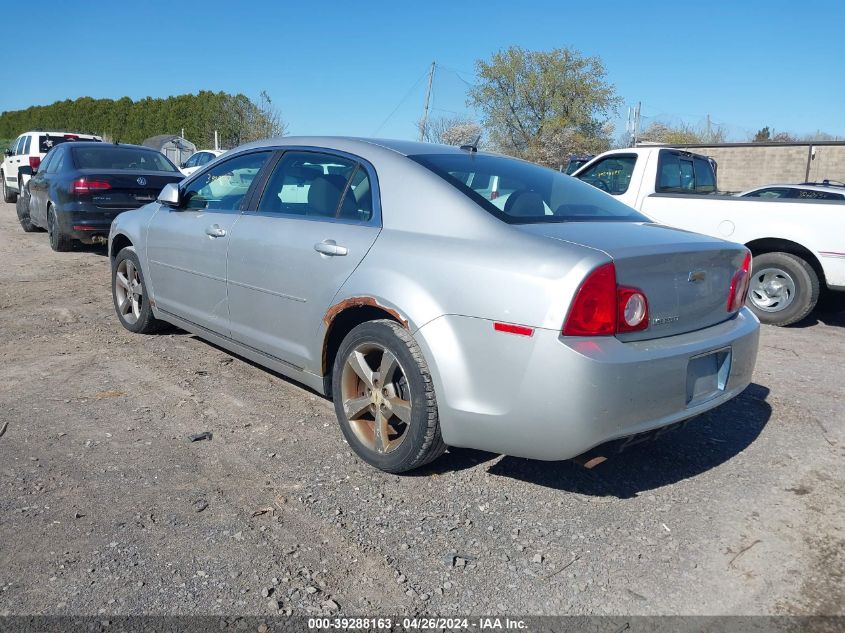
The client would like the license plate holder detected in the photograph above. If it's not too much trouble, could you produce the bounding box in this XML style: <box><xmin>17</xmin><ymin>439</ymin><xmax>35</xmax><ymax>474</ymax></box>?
<box><xmin>686</xmin><ymin>347</ymin><xmax>731</xmax><ymax>406</ymax></box>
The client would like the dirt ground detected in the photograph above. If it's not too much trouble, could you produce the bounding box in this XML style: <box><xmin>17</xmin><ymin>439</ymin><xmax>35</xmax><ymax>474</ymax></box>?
<box><xmin>0</xmin><ymin>201</ymin><xmax>843</xmax><ymax>617</ymax></box>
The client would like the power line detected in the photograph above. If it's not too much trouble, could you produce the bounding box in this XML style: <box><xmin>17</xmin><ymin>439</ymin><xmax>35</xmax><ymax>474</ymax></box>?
<box><xmin>371</xmin><ymin>68</ymin><xmax>430</xmax><ymax>136</ymax></box>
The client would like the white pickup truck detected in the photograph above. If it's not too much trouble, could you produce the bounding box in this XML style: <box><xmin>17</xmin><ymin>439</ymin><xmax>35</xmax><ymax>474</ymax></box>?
<box><xmin>572</xmin><ymin>146</ymin><xmax>845</xmax><ymax>325</ymax></box>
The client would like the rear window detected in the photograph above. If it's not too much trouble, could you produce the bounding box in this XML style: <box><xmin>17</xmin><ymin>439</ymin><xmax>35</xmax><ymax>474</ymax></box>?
<box><xmin>657</xmin><ymin>151</ymin><xmax>717</xmax><ymax>194</ymax></box>
<box><xmin>71</xmin><ymin>146</ymin><xmax>178</xmax><ymax>172</ymax></box>
<box><xmin>39</xmin><ymin>134</ymin><xmax>99</xmax><ymax>154</ymax></box>
<box><xmin>410</xmin><ymin>153</ymin><xmax>648</xmax><ymax>224</ymax></box>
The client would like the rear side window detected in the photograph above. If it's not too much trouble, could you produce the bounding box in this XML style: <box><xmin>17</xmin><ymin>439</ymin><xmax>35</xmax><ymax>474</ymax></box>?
<box><xmin>72</xmin><ymin>147</ymin><xmax>178</xmax><ymax>172</ymax></box>
<box><xmin>793</xmin><ymin>189</ymin><xmax>844</xmax><ymax>200</ymax></box>
<box><xmin>14</xmin><ymin>137</ymin><xmax>25</xmax><ymax>155</ymax></box>
<box><xmin>576</xmin><ymin>155</ymin><xmax>637</xmax><ymax>195</ymax></box>
<box><xmin>46</xmin><ymin>148</ymin><xmax>64</xmax><ymax>173</ymax></box>
<box><xmin>657</xmin><ymin>151</ymin><xmax>716</xmax><ymax>194</ymax></box>
<box><xmin>23</xmin><ymin>136</ymin><xmax>31</xmax><ymax>154</ymax></box>
<box><xmin>257</xmin><ymin>151</ymin><xmax>374</xmax><ymax>221</ymax></box>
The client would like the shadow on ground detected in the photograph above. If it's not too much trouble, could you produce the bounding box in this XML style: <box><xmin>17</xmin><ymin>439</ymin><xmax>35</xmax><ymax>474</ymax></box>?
<box><xmin>474</xmin><ymin>383</ymin><xmax>773</xmax><ymax>499</ymax></box>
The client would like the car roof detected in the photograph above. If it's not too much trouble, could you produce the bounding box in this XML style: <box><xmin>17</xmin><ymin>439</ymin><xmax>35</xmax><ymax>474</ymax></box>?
<box><xmin>746</xmin><ymin>183</ymin><xmax>845</xmax><ymax>193</ymax></box>
<box><xmin>231</xmin><ymin>136</ymin><xmax>487</xmax><ymax>158</ymax></box>
<box><xmin>61</xmin><ymin>141</ymin><xmax>153</xmax><ymax>150</ymax></box>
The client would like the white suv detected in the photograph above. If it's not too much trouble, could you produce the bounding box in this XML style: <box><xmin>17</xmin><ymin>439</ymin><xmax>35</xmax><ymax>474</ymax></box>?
<box><xmin>2</xmin><ymin>130</ymin><xmax>102</xmax><ymax>202</ymax></box>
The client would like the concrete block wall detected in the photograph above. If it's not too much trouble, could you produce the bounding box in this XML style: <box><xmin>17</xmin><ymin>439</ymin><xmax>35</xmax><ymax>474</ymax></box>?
<box><xmin>643</xmin><ymin>143</ymin><xmax>845</xmax><ymax>193</ymax></box>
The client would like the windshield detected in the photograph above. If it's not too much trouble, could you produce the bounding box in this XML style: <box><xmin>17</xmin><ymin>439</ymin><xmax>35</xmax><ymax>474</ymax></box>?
<box><xmin>71</xmin><ymin>146</ymin><xmax>178</xmax><ymax>172</ymax></box>
<box><xmin>410</xmin><ymin>153</ymin><xmax>648</xmax><ymax>224</ymax></box>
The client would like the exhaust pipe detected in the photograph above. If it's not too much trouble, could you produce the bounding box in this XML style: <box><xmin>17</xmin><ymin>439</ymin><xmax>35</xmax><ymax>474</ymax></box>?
<box><xmin>91</xmin><ymin>235</ymin><xmax>108</xmax><ymax>245</ymax></box>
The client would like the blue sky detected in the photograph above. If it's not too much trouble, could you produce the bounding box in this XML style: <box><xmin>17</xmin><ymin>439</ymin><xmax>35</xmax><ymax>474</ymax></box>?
<box><xmin>5</xmin><ymin>0</ymin><xmax>844</xmax><ymax>141</ymax></box>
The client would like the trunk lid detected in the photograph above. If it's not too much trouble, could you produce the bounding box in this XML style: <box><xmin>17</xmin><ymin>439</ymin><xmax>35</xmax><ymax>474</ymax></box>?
<box><xmin>75</xmin><ymin>169</ymin><xmax>183</xmax><ymax>210</ymax></box>
<box><xmin>517</xmin><ymin>221</ymin><xmax>747</xmax><ymax>340</ymax></box>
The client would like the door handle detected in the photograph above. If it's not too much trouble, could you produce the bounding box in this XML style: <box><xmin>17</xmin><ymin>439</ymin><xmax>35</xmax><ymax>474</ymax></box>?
<box><xmin>205</xmin><ymin>224</ymin><xmax>226</xmax><ymax>238</ymax></box>
<box><xmin>314</xmin><ymin>240</ymin><xmax>348</xmax><ymax>256</ymax></box>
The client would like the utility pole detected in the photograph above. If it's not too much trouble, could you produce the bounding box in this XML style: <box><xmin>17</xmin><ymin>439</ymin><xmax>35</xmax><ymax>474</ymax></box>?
<box><xmin>632</xmin><ymin>101</ymin><xmax>641</xmax><ymax>146</ymax></box>
<box><xmin>418</xmin><ymin>61</ymin><xmax>436</xmax><ymax>142</ymax></box>
<box><xmin>214</xmin><ymin>130</ymin><xmax>219</xmax><ymax>151</ymax></box>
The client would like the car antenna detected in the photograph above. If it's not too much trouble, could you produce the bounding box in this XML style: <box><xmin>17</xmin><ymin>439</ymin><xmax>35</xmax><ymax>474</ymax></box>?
<box><xmin>460</xmin><ymin>135</ymin><xmax>481</xmax><ymax>153</ymax></box>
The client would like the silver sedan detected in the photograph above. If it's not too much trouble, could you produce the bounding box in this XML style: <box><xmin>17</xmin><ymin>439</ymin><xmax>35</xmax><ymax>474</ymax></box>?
<box><xmin>108</xmin><ymin>137</ymin><xmax>760</xmax><ymax>473</ymax></box>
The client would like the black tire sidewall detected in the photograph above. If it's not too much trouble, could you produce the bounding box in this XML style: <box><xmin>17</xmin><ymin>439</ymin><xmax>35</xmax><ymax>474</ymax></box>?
<box><xmin>332</xmin><ymin>321</ymin><xmax>435</xmax><ymax>473</ymax></box>
<box><xmin>16</xmin><ymin>187</ymin><xmax>35</xmax><ymax>231</ymax></box>
<box><xmin>112</xmin><ymin>247</ymin><xmax>156</xmax><ymax>333</ymax></box>
<box><xmin>748</xmin><ymin>252</ymin><xmax>819</xmax><ymax>326</ymax></box>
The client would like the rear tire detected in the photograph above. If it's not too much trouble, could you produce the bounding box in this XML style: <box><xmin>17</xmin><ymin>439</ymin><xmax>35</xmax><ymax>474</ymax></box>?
<box><xmin>47</xmin><ymin>205</ymin><xmax>73</xmax><ymax>252</ymax></box>
<box><xmin>112</xmin><ymin>246</ymin><xmax>165</xmax><ymax>334</ymax></box>
<box><xmin>1</xmin><ymin>171</ymin><xmax>17</xmax><ymax>203</ymax></box>
<box><xmin>332</xmin><ymin>319</ymin><xmax>446</xmax><ymax>473</ymax></box>
<box><xmin>747</xmin><ymin>252</ymin><xmax>819</xmax><ymax>326</ymax></box>
<box><xmin>16</xmin><ymin>184</ymin><xmax>41</xmax><ymax>232</ymax></box>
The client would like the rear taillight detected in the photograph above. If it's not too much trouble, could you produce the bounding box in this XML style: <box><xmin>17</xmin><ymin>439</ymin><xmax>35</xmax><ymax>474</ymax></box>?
<box><xmin>617</xmin><ymin>287</ymin><xmax>649</xmax><ymax>332</ymax></box>
<box><xmin>563</xmin><ymin>262</ymin><xmax>650</xmax><ymax>336</ymax></box>
<box><xmin>727</xmin><ymin>252</ymin><xmax>752</xmax><ymax>312</ymax></box>
<box><xmin>70</xmin><ymin>178</ymin><xmax>111</xmax><ymax>195</ymax></box>
<box><xmin>29</xmin><ymin>156</ymin><xmax>40</xmax><ymax>170</ymax></box>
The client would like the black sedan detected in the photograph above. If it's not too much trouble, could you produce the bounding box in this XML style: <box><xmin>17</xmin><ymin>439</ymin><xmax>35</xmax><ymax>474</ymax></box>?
<box><xmin>16</xmin><ymin>142</ymin><xmax>183</xmax><ymax>251</ymax></box>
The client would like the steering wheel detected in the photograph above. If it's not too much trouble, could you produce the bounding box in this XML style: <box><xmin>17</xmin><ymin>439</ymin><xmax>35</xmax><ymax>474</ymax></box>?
<box><xmin>591</xmin><ymin>178</ymin><xmax>611</xmax><ymax>192</ymax></box>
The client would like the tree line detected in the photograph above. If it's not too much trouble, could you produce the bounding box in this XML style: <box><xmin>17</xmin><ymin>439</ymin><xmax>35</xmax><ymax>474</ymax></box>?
<box><xmin>0</xmin><ymin>90</ymin><xmax>286</xmax><ymax>150</ymax></box>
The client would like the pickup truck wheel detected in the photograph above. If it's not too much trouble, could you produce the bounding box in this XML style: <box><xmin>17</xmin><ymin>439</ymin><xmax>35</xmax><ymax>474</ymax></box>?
<box><xmin>2</xmin><ymin>171</ymin><xmax>17</xmax><ymax>203</ymax></box>
<box><xmin>112</xmin><ymin>247</ymin><xmax>165</xmax><ymax>334</ymax></box>
<box><xmin>47</xmin><ymin>206</ymin><xmax>73</xmax><ymax>252</ymax></box>
<box><xmin>16</xmin><ymin>185</ymin><xmax>41</xmax><ymax>232</ymax></box>
<box><xmin>747</xmin><ymin>252</ymin><xmax>819</xmax><ymax>326</ymax></box>
<box><xmin>332</xmin><ymin>319</ymin><xmax>446</xmax><ymax>473</ymax></box>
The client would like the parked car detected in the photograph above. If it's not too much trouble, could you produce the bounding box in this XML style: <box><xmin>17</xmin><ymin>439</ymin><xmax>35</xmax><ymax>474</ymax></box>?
<box><xmin>108</xmin><ymin>137</ymin><xmax>759</xmax><ymax>473</ymax></box>
<box><xmin>738</xmin><ymin>181</ymin><xmax>845</xmax><ymax>201</ymax></box>
<box><xmin>179</xmin><ymin>149</ymin><xmax>224</xmax><ymax>177</ymax></box>
<box><xmin>2</xmin><ymin>130</ymin><xmax>101</xmax><ymax>202</ymax></box>
<box><xmin>572</xmin><ymin>147</ymin><xmax>845</xmax><ymax>325</ymax></box>
<box><xmin>17</xmin><ymin>142</ymin><xmax>183</xmax><ymax>251</ymax></box>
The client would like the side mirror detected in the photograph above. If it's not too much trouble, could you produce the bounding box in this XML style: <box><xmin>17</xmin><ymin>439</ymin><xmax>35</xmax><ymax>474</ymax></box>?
<box><xmin>3</xmin><ymin>149</ymin><xmax>13</xmax><ymax>157</ymax></box>
<box><xmin>158</xmin><ymin>182</ymin><xmax>181</xmax><ymax>207</ymax></box>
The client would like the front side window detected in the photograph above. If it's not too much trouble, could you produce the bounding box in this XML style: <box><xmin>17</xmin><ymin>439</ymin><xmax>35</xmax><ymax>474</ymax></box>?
<box><xmin>744</xmin><ymin>187</ymin><xmax>791</xmax><ymax>199</ymax></box>
<box><xmin>183</xmin><ymin>151</ymin><xmax>270</xmax><ymax>210</ymax></box>
<box><xmin>411</xmin><ymin>153</ymin><xmax>648</xmax><ymax>224</ymax></box>
<box><xmin>199</xmin><ymin>152</ymin><xmax>215</xmax><ymax>166</ymax></box>
<box><xmin>183</xmin><ymin>154</ymin><xmax>199</xmax><ymax>168</ymax></box>
<box><xmin>257</xmin><ymin>151</ymin><xmax>374</xmax><ymax>221</ymax></box>
<box><xmin>576</xmin><ymin>155</ymin><xmax>637</xmax><ymax>195</ymax></box>
<box><xmin>72</xmin><ymin>146</ymin><xmax>178</xmax><ymax>172</ymax></box>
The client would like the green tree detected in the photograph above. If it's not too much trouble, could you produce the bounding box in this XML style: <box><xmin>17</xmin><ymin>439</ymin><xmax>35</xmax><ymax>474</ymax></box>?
<box><xmin>0</xmin><ymin>91</ymin><xmax>287</xmax><ymax>149</ymax></box>
<box><xmin>468</xmin><ymin>46</ymin><xmax>619</xmax><ymax>166</ymax></box>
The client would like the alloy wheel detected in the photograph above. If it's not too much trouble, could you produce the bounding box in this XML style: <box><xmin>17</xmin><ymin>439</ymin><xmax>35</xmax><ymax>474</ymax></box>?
<box><xmin>115</xmin><ymin>258</ymin><xmax>143</xmax><ymax>324</ymax></box>
<box><xmin>340</xmin><ymin>343</ymin><xmax>413</xmax><ymax>454</ymax></box>
<box><xmin>749</xmin><ymin>267</ymin><xmax>796</xmax><ymax>312</ymax></box>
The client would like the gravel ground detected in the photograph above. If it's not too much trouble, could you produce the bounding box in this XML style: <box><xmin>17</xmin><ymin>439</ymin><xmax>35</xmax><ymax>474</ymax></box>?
<box><xmin>0</xmin><ymin>201</ymin><xmax>843</xmax><ymax>617</ymax></box>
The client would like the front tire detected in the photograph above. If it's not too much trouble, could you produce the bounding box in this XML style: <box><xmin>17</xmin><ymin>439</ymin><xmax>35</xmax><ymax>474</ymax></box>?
<box><xmin>747</xmin><ymin>252</ymin><xmax>819</xmax><ymax>326</ymax></box>
<box><xmin>16</xmin><ymin>184</ymin><xmax>42</xmax><ymax>232</ymax></box>
<box><xmin>1</xmin><ymin>171</ymin><xmax>17</xmax><ymax>203</ymax></box>
<box><xmin>112</xmin><ymin>247</ymin><xmax>165</xmax><ymax>334</ymax></box>
<box><xmin>332</xmin><ymin>319</ymin><xmax>446</xmax><ymax>473</ymax></box>
<box><xmin>47</xmin><ymin>205</ymin><xmax>73</xmax><ymax>252</ymax></box>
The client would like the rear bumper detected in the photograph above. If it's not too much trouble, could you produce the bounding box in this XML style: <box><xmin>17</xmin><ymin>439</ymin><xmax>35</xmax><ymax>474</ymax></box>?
<box><xmin>55</xmin><ymin>204</ymin><xmax>132</xmax><ymax>243</ymax></box>
<box><xmin>414</xmin><ymin>308</ymin><xmax>760</xmax><ymax>461</ymax></box>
